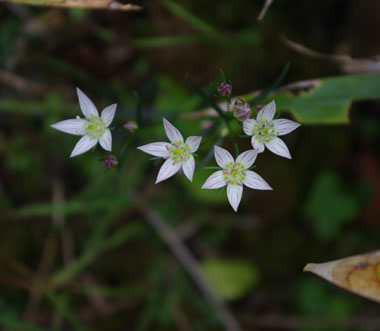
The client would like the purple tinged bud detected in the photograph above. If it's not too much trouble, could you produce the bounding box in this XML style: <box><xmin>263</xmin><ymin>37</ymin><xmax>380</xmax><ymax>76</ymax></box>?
<box><xmin>217</xmin><ymin>82</ymin><xmax>231</xmax><ymax>97</ymax></box>
<box><xmin>201</xmin><ymin>120</ymin><xmax>213</xmax><ymax>130</ymax></box>
<box><xmin>234</xmin><ymin>102</ymin><xmax>252</xmax><ymax>121</ymax></box>
<box><xmin>105</xmin><ymin>155</ymin><xmax>118</xmax><ymax>168</ymax></box>
<box><xmin>256</xmin><ymin>104</ymin><xmax>266</xmax><ymax>112</ymax></box>
<box><xmin>123</xmin><ymin>121</ymin><xmax>138</xmax><ymax>132</ymax></box>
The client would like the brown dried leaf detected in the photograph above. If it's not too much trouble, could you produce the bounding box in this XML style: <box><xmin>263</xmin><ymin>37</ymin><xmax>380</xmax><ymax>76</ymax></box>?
<box><xmin>3</xmin><ymin>0</ymin><xmax>142</xmax><ymax>11</ymax></box>
<box><xmin>304</xmin><ymin>251</ymin><xmax>380</xmax><ymax>303</ymax></box>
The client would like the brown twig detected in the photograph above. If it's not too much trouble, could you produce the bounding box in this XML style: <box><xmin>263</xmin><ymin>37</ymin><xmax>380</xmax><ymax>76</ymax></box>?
<box><xmin>258</xmin><ymin>0</ymin><xmax>274</xmax><ymax>21</ymax></box>
<box><xmin>2</xmin><ymin>0</ymin><xmax>142</xmax><ymax>11</ymax></box>
<box><xmin>282</xmin><ymin>35</ymin><xmax>380</xmax><ymax>74</ymax></box>
<box><xmin>138</xmin><ymin>204</ymin><xmax>242</xmax><ymax>331</ymax></box>
<box><xmin>0</xmin><ymin>69</ymin><xmax>46</xmax><ymax>95</ymax></box>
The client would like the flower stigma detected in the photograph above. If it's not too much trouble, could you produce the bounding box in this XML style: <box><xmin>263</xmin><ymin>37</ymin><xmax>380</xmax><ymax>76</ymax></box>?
<box><xmin>252</xmin><ymin>119</ymin><xmax>277</xmax><ymax>144</ymax></box>
<box><xmin>223</xmin><ymin>162</ymin><xmax>246</xmax><ymax>186</ymax></box>
<box><xmin>166</xmin><ymin>141</ymin><xmax>191</xmax><ymax>163</ymax></box>
<box><xmin>85</xmin><ymin>115</ymin><xmax>107</xmax><ymax>140</ymax></box>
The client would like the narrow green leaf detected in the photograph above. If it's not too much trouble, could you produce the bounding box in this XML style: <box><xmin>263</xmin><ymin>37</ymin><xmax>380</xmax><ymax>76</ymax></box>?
<box><xmin>217</xmin><ymin>186</ymin><xmax>226</xmax><ymax>196</ymax></box>
<box><xmin>186</xmin><ymin>75</ymin><xmax>226</xmax><ymax>119</ymax></box>
<box><xmin>250</xmin><ymin>63</ymin><xmax>289</xmax><ymax>107</ymax></box>
<box><xmin>0</xmin><ymin>315</ymin><xmax>47</xmax><ymax>331</ymax></box>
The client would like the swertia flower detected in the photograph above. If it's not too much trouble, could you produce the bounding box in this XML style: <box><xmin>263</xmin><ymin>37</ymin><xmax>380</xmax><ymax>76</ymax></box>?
<box><xmin>243</xmin><ymin>100</ymin><xmax>300</xmax><ymax>159</ymax></box>
<box><xmin>202</xmin><ymin>146</ymin><xmax>272</xmax><ymax>212</ymax></box>
<box><xmin>51</xmin><ymin>88</ymin><xmax>117</xmax><ymax>158</ymax></box>
<box><xmin>137</xmin><ymin>118</ymin><xmax>202</xmax><ymax>183</ymax></box>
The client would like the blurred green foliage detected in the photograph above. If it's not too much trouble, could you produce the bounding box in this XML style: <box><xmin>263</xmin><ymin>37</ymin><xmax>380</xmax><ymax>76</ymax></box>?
<box><xmin>303</xmin><ymin>172</ymin><xmax>371</xmax><ymax>240</ymax></box>
<box><xmin>201</xmin><ymin>258</ymin><xmax>259</xmax><ymax>301</ymax></box>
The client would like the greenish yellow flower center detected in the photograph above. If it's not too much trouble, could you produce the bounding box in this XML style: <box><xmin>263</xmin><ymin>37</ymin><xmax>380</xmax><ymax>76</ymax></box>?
<box><xmin>88</xmin><ymin>123</ymin><xmax>99</xmax><ymax>131</ymax></box>
<box><xmin>167</xmin><ymin>142</ymin><xmax>191</xmax><ymax>163</ymax></box>
<box><xmin>223</xmin><ymin>162</ymin><xmax>246</xmax><ymax>186</ymax></box>
<box><xmin>173</xmin><ymin>148</ymin><xmax>185</xmax><ymax>156</ymax></box>
<box><xmin>85</xmin><ymin>116</ymin><xmax>107</xmax><ymax>140</ymax></box>
<box><xmin>251</xmin><ymin>119</ymin><xmax>277</xmax><ymax>144</ymax></box>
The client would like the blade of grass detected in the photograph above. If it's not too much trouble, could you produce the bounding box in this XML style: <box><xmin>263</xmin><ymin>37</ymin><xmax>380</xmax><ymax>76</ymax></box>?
<box><xmin>0</xmin><ymin>315</ymin><xmax>47</xmax><ymax>331</ymax></box>
<box><xmin>52</xmin><ymin>221</ymin><xmax>144</xmax><ymax>287</ymax></box>
<box><xmin>249</xmin><ymin>63</ymin><xmax>289</xmax><ymax>106</ymax></box>
<box><xmin>40</xmin><ymin>286</ymin><xmax>86</xmax><ymax>331</ymax></box>
<box><xmin>132</xmin><ymin>35</ymin><xmax>202</xmax><ymax>49</ymax></box>
<box><xmin>164</xmin><ymin>0</ymin><xmax>226</xmax><ymax>43</ymax></box>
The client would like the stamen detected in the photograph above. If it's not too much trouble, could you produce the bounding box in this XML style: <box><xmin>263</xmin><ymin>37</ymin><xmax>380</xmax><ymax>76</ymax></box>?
<box><xmin>222</xmin><ymin>170</ymin><xmax>229</xmax><ymax>174</ymax></box>
<box><xmin>226</xmin><ymin>180</ymin><xmax>232</xmax><ymax>185</ymax></box>
<box><xmin>172</xmin><ymin>160</ymin><xmax>177</xmax><ymax>165</ymax></box>
<box><xmin>166</xmin><ymin>145</ymin><xmax>171</xmax><ymax>151</ymax></box>
<box><xmin>238</xmin><ymin>183</ymin><xmax>243</xmax><ymax>186</ymax></box>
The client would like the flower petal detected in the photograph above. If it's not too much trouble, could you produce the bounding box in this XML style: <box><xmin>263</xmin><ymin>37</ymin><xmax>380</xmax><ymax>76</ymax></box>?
<box><xmin>202</xmin><ymin>170</ymin><xmax>225</xmax><ymax>189</ymax></box>
<box><xmin>236</xmin><ymin>149</ymin><xmax>258</xmax><ymax>169</ymax></box>
<box><xmin>244</xmin><ymin>170</ymin><xmax>272</xmax><ymax>190</ymax></box>
<box><xmin>137</xmin><ymin>142</ymin><xmax>170</xmax><ymax>157</ymax></box>
<box><xmin>156</xmin><ymin>158</ymin><xmax>181</xmax><ymax>184</ymax></box>
<box><xmin>227</xmin><ymin>184</ymin><xmax>243</xmax><ymax>212</ymax></box>
<box><xmin>182</xmin><ymin>155</ymin><xmax>195</xmax><ymax>182</ymax></box>
<box><xmin>243</xmin><ymin>119</ymin><xmax>256</xmax><ymax>135</ymax></box>
<box><xmin>273</xmin><ymin>118</ymin><xmax>300</xmax><ymax>136</ymax></box>
<box><xmin>70</xmin><ymin>135</ymin><xmax>98</xmax><ymax>158</ymax></box>
<box><xmin>257</xmin><ymin>100</ymin><xmax>276</xmax><ymax>121</ymax></box>
<box><xmin>251</xmin><ymin>136</ymin><xmax>265</xmax><ymax>152</ymax></box>
<box><xmin>163</xmin><ymin>118</ymin><xmax>183</xmax><ymax>143</ymax></box>
<box><xmin>186</xmin><ymin>136</ymin><xmax>202</xmax><ymax>153</ymax></box>
<box><xmin>101</xmin><ymin>104</ymin><xmax>117</xmax><ymax>127</ymax></box>
<box><xmin>214</xmin><ymin>145</ymin><xmax>234</xmax><ymax>168</ymax></box>
<box><xmin>266</xmin><ymin>137</ymin><xmax>291</xmax><ymax>159</ymax></box>
<box><xmin>51</xmin><ymin>119</ymin><xmax>86</xmax><ymax>135</ymax></box>
<box><xmin>99</xmin><ymin>129</ymin><xmax>112</xmax><ymax>151</ymax></box>
<box><xmin>76</xmin><ymin>88</ymin><xmax>99</xmax><ymax>118</ymax></box>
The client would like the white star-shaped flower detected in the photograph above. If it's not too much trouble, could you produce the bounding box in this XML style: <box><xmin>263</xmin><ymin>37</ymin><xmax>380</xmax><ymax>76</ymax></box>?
<box><xmin>51</xmin><ymin>88</ymin><xmax>117</xmax><ymax>158</ymax></box>
<box><xmin>202</xmin><ymin>146</ymin><xmax>272</xmax><ymax>212</ymax></box>
<box><xmin>243</xmin><ymin>100</ymin><xmax>300</xmax><ymax>159</ymax></box>
<box><xmin>138</xmin><ymin>118</ymin><xmax>202</xmax><ymax>183</ymax></box>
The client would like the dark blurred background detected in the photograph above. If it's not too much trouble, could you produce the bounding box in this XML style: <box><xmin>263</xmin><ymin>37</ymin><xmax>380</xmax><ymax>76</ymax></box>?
<box><xmin>1</xmin><ymin>0</ymin><xmax>380</xmax><ymax>330</ymax></box>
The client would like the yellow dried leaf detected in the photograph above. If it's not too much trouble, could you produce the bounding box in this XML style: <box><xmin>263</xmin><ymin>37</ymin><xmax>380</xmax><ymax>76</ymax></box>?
<box><xmin>3</xmin><ymin>0</ymin><xmax>142</xmax><ymax>11</ymax></box>
<box><xmin>304</xmin><ymin>251</ymin><xmax>380</xmax><ymax>303</ymax></box>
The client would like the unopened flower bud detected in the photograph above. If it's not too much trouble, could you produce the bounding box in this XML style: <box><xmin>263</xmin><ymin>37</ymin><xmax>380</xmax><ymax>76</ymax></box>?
<box><xmin>105</xmin><ymin>155</ymin><xmax>118</xmax><ymax>168</ymax></box>
<box><xmin>217</xmin><ymin>82</ymin><xmax>231</xmax><ymax>97</ymax></box>
<box><xmin>201</xmin><ymin>120</ymin><xmax>213</xmax><ymax>130</ymax></box>
<box><xmin>123</xmin><ymin>121</ymin><xmax>138</xmax><ymax>132</ymax></box>
<box><xmin>220</xmin><ymin>127</ymin><xmax>229</xmax><ymax>137</ymax></box>
<box><xmin>234</xmin><ymin>102</ymin><xmax>251</xmax><ymax>121</ymax></box>
<box><xmin>256</xmin><ymin>104</ymin><xmax>265</xmax><ymax>112</ymax></box>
